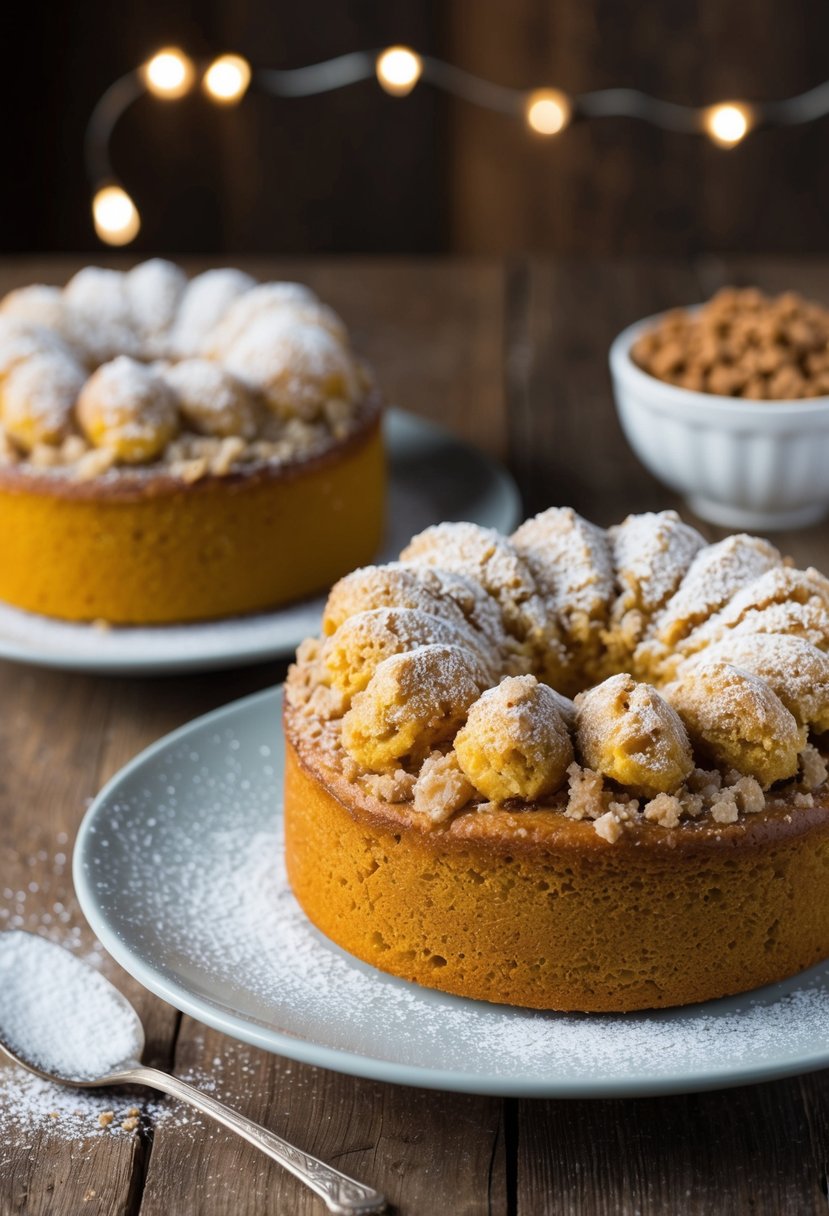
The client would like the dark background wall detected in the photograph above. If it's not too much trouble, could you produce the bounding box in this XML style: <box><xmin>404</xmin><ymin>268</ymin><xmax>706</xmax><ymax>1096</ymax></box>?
<box><xmin>5</xmin><ymin>0</ymin><xmax>829</xmax><ymax>255</ymax></box>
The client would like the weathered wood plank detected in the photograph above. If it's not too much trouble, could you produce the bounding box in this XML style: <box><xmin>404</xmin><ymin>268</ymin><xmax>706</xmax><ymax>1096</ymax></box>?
<box><xmin>507</xmin><ymin>257</ymin><xmax>703</xmax><ymax>523</ymax></box>
<box><xmin>0</xmin><ymin>664</ymin><xmax>154</xmax><ymax>1216</ymax></box>
<box><xmin>516</xmin><ymin>1074</ymin><xmax>829</xmax><ymax>1215</ymax></box>
<box><xmin>138</xmin><ymin>1022</ymin><xmax>507</xmax><ymax>1216</ymax></box>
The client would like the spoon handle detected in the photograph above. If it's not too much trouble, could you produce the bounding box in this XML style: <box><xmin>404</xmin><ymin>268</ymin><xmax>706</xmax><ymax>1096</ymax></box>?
<box><xmin>115</xmin><ymin>1064</ymin><xmax>386</xmax><ymax>1214</ymax></box>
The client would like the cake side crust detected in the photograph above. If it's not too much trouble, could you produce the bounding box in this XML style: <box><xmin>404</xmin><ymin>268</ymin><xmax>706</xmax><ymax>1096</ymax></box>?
<box><xmin>0</xmin><ymin>412</ymin><xmax>384</xmax><ymax>623</ymax></box>
<box><xmin>284</xmin><ymin>708</ymin><xmax>829</xmax><ymax>1012</ymax></box>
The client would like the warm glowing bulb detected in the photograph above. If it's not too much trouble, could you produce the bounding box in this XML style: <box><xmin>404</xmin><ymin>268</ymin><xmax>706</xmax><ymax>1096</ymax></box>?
<box><xmin>525</xmin><ymin>88</ymin><xmax>572</xmax><ymax>136</ymax></box>
<box><xmin>376</xmin><ymin>46</ymin><xmax>422</xmax><ymax>96</ymax></box>
<box><xmin>203</xmin><ymin>54</ymin><xmax>251</xmax><ymax>104</ymax></box>
<box><xmin>92</xmin><ymin>186</ymin><xmax>141</xmax><ymax>246</ymax></box>
<box><xmin>143</xmin><ymin>47</ymin><xmax>196</xmax><ymax>99</ymax></box>
<box><xmin>705</xmin><ymin>102</ymin><xmax>752</xmax><ymax>147</ymax></box>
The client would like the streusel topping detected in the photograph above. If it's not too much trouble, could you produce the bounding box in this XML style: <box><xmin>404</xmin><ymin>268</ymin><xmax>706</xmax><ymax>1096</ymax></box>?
<box><xmin>289</xmin><ymin>509</ymin><xmax>829</xmax><ymax>843</ymax></box>
<box><xmin>0</xmin><ymin>260</ymin><xmax>373</xmax><ymax>483</ymax></box>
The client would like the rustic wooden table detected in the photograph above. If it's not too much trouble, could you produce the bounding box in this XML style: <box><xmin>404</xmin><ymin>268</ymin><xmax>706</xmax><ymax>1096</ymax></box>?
<box><xmin>2</xmin><ymin>255</ymin><xmax>829</xmax><ymax>1216</ymax></box>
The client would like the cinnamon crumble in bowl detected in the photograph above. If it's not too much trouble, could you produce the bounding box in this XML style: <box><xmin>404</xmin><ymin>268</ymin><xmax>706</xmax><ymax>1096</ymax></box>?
<box><xmin>284</xmin><ymin>508</ymin><xmax>829</xmax><ymax>1013</ymax></box>
<box><xmin>610</xmin><ymin>288</ymin><xmax>829</xmax><ymax>530</ymax></box>
<box><xmin>0</xmin><ymin>261</ymin><xmax>384</xmax><ymax>623</ymax></box>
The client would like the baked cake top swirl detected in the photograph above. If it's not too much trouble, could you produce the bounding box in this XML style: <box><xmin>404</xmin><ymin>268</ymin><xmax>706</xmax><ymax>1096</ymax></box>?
<box><xmin>0</xmin><ymin>261</ymin><xmax>374</xmax><ymax>484</ymax></box>
<box><xmin>287</xmin><ymin>508</ymin><xmax>829</xmax><ymax>844</ymax></box>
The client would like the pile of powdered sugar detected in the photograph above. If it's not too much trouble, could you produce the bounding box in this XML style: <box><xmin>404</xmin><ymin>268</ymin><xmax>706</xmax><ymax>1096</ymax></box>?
<box><xmin>0</xmin><ymin>932</ymin><xmax>142</xmax><ymax>1080</ymax></box>
<box><xmin>0</xmin><ymin>837</ymin><xmax>208</xmax><ymax>1151</ymax></box>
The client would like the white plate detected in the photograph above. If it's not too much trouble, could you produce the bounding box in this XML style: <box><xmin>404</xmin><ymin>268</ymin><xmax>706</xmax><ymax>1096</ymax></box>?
<box><xmin>0</xmin><ymin>409</ymin><xmax>521</xmax><ymax>675</ymax></box>
<box><xmin>74</xmin><ymin>686</ymin><xmax>829</xmax><ymax>1098</ymax></box>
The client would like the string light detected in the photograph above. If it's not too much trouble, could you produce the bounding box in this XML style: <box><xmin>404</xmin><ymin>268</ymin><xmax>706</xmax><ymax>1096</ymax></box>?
<box><xmin>142</xmin><ymin>47</ymin><xmax>196</xmax><ymax>100</ymax></box>
<box><xmin>85</xmin><ymin>45</ymin><xmax>829</xmax><ymax>246</ymax></box>
<box><xmin>704</xmin><ymin>101</ymin><xmax>753</xmax><ymax>147</ymax></box>
<box><xmin>376</xmin><ymin>46</ymin><xmax>423</xmax><ymax>97</ymax></box>
<box><xmin>525</xmin><ymin>88</ymin><xmax>572</xmax><ymax>136</ymax></box>
<box><xmin>203</xmin><ymin>54</ymin><xmax>251</xmax><ymax>104</ymax></box>
<box><xmin>92</xmin><ymin>185</ymin><xmax>141</xmax><ymax>246</ymax></box>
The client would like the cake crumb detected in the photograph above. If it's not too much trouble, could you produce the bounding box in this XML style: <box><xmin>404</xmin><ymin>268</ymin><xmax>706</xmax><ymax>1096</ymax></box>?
<box><xmin>709</xmin><ymin>791</ymin><xmax>740</xmax><ymax>824</ymax></box>
<box><xmin>121</xmin><ymin>1116</ymin><xmax>139</xmax><ymax>1131</ymax></box>
<box><xmin>98</xmin><ymin>1110</ymin><xmax>114</xmax><ymax>1128</ymax></box>
<box><xmin>593</xmin><ymin>810</ymin><xmax>622</xmax><ymax>842</ymax></box>
<box><xmin>801</xmin><ymin>743</ymin><xmax>828</xmax><ymax>791</ymax></box>
<box><xmin>305</xmin><ymin>683</ymin><xmax>348</xmax><ymax>722</ymax></box>
<box><xmin>363</xmin><ymin>769</ymin><xmax>417</xmax><ymax>804</ymax></box>
<box><xmin>679</xmin><ymin>789</ymin><xmax>705</xmax><ymax>817</ymax></box>
<box><xmin>730</xmin><ymin>775</ymin><xmax>765</xmax><ymax>815</ymax></box>
<box><xmin>413</xmin><ymin>751</ymin><xmax>474</xmax><ymax>823</ymax></box>
<box><xmin>608</xmin><ymin>798</ymin><xmax>638</xmax><ymax>820</ymax></box>
<box><xmin>686</xmin><ymin>767</ymin><xmax>723</xmax><ymax>798</ymax></box>
<box><xmin>643</xmin><ymin>792</ymin><xmax>682</xmax><ymax>828</ymax></box>
<box><xmin>564</xmin><ymin>762</ymin><xmax>606</xmax><ymax>821</ymax></box>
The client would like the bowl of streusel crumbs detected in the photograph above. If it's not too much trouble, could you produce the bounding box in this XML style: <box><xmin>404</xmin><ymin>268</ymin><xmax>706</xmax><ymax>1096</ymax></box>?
<box><xmin>609</xmin><ymin>288</ymin><xmax>829</xmax><ymax>530</ymax></box>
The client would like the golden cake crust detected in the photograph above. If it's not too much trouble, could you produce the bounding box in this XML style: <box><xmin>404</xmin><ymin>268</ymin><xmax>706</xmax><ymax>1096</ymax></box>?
<box><xmin>285</xmin><ymin>693</ymin><xmax>829</xmax><ymax>1012</ymax></box>
<box><xmin>0</xmin><ymin>400</ymin><xmax>383</xmax><ymax>623</ymax></box>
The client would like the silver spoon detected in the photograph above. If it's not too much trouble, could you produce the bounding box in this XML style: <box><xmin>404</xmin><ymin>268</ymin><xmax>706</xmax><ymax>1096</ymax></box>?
<box><xmin>0</xmin><ymin>930</ymin><xmax>386</xmax><ymax>1215</ymax></box>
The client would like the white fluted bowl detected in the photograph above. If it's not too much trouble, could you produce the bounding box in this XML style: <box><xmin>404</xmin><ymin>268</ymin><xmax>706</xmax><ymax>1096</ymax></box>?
<box><xmin>609</xmin><ymin>312</ymin><xmax>829</xmax><ymax>531</ymax></box>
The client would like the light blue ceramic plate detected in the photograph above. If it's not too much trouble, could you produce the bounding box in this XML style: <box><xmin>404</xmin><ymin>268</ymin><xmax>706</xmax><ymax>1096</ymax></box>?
<box><xmin>74</xmin><ymin>687</ymin><xmax>829</xmax><ymax>1098</ymax></box>
<box><xmin>0</xmin><ymin>409</ymin><xmax>521</xmax><ymax>675</ymax></box>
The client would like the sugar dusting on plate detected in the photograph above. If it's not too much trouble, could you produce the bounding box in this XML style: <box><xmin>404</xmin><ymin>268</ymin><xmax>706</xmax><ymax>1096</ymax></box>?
<box><xmin>79</xmin><ymin>700</ymin><xmax>829</xmax><ymax>1092</ymax></box>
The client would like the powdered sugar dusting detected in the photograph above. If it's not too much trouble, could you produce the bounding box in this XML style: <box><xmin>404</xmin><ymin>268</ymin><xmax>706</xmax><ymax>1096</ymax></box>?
<box><xmin>610</xmin><ymin>510</ymin><xmax>705</xmax><ymax>618</ymax></box>
<box><xmin>125</xmin><ymin>259</ymin><xmax>186</xmax><ymax>354</ymax></box>
<box><xmin>0</xmin><ymin>933</ymin><xmax>142</xmax><ymax>1079</ymax></box>
<box><xmin>651</xmin><ymin>534</ymin><xmax>782</xmax><ymax>646</ymax></box>
<box><xmin>512</xmin><ymin>507</ymin><xmax>614</xmax><ymax>626</ymax></box>
<box><xmin>170</xmin><ymin>267</ymin><xmax>256</xmax><ymax>356</ymax></box>
<box><xmin>77</xmin><ymin>696</ymin><xmax>829</xmax><ymax>1093</ymax></box>
<box><xmin>401</xmin><ymin>521</ymin><xmax>552</xmax><ymax>650</ymax></box>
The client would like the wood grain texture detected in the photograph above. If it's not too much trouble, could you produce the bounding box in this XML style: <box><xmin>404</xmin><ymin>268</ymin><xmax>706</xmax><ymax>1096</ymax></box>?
<box><xmin>507</xmin><ymin>257</ymin><xmax>702</xmax><ymax>522</ymax></box>
<box><xmin>2</xmin><ymin>256</ymin><xmax>829</xmax><ymax>1216</ymax></box>
<box><xmin>139</xmin><ymin>1023</ymin><xmax>506</xmax><ymax>1216</ymax></box>
<box><xmin>516</xmin><ymin>1077</ymin><xmax>829</xmax><ymax>1215</ymax></box>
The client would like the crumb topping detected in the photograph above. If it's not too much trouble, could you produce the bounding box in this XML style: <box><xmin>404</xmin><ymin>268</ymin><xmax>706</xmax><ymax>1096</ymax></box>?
<box><xmin>646</xmin><ymin>534</ymin><xmax>782</xmax><ymax>651</ymax></box>
<box><xmin>511</xmin><ymin>507</ymin><xmax>614</xmax><ymax>689</ymax></box>
<box><xmin>401</xmin><ymin>522</ymin><xmax>553</xmax><ymax>655</ymax></box>
<box><xmin>289</xmin><ymin>509</ymin><xmax>829</xmax><ymax>846</ymax></box>
<box><xmin>413</xmin><ymin>751</ymin><xmax>475</xmax><ymax>823</ymax></box>
<box><xmin>454</xmin><ymin>676</ymin><xmax>574</xmax><ymax>803</ymax></box>
<box><xmin>575</xmin><ymin>673</ymin><xmax>693</xmax><ymax>798</ymax></box>
<box><xmin>664</xmin><ymin>660</ymin><xmax>805</xmax><ymax>788</ymax></box>
<box><xmin>0</xmin><ymin>260</ymin><xmax>373</xmax><ymax>481</ymax></box>
<box><xmin>606</xmin><ymin>510</ymin><xmax>704</xmax><ymax>654</ymax></box>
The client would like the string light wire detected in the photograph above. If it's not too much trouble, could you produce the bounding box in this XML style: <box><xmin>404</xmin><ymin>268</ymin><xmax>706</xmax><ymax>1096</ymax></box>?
<box><xmin>85</xmin><ymin>45</ymin><xmax>829</xmax><ymax>245</ymax></box>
